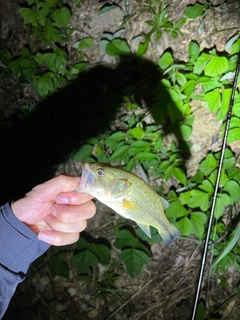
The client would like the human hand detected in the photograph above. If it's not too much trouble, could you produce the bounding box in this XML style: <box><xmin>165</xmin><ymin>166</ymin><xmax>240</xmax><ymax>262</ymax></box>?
<box><xmin>11</xmin><ymin>175</ymin><xmax>96</xmax><ymax>246</ymax></box>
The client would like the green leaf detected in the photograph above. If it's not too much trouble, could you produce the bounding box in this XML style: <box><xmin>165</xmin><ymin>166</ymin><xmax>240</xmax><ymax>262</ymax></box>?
<box><xmin>179</xmin><ymin>191</ymin><xmax>191</xmax><ymax>205</ymax></box>
<box><xmin>158</xmin><ymin>160</ymin><xmax>170</xmax><ymax>171</ymax></box>
<box><xmin>193</xmin><ymin>53</ymin><xmax>211</xmax><ymax>74</ymax></box>
<box><xmin>200</xmin><ymin>77</ymin><xmax>222</xmax><ymax>93</ymax></box>
<box><xmin>19</xmin><ymin>8</ymin><xmax>38</xmax><ymax>27</ymax></box>
<box><xmin>52</xmin><ymin>262</ymin><xmax>69</xmax><ymax>278</ymax></box>
<box><xmin>106</xmin><ymin>39</ymin><xmax>130</xmax><ymax>56</ymax></box>
<box><xmin>43</xmin><ymin>53</ymin><xmax>58</xmax><ymax>72</ymax></box>
<box><xmin>71</xmin><ymin>250</ymin><xmax>99</xmax><ymax>273</ymax></box>
<box><xmin>91</xmin><ymin>244</ymin><xmax>110</xmax><ymax>265</ymax></box>
<box><xmin>217</xmin><ymin>88</ymin><xmax>232</xmax><ymax>121</ymax></box>
<box><xmin>231</xmin><ymin>38</ymin><xmax>240</xmax><ymax>55</ymax></box>
<box><xmin>125</xmin><ymin>158</ymin><xmax>136</xmax><ymax>172</ymax></box>
<box><xmin>165</xmin><ymin>164</ymin><xmax>173</xmax><ymax>180</ymax></box>
<box><xmin>223</xmin><ymin>180</ymin><xmax>240</xmax><ymax>203</ymax></box>
<box><xmin>120</xmin><ymin>248</ymin><xmax>150</xmax><ymax>278</ymax></box>
<box><xmin>188</xmin><ymin>41</ymin><xmax>200</xmax><ymax>60</ymax></box>
<box><xmin>228</xmin><ymin>127</ymin><xmax>240</xmax><ymax>143</ymax></box>
<box><xmin>135</xmin><ymin>152</ymin><xmax>156</xmax><ymax>161</ymax></box>
<box><xmin>131</xmin><ymin>141</ymin><xmax>151</xmax><ymax>150</ymax></box>
<box><xmin>167</xmin><ymin>88</ymin><xmax>179</xmax><ymax>102</ymax></box>
<box><xmin>176</xmin><ymin>72</ymin><xmax>187</xmax><ymax>86</ymax></box>
<box><xmin>233</xmin><ymin>99</ymin><xmax>240</xmax><ymax>117</ymax></box>
<box><xmin>191</xmin><ymin>211</ymin><xmax>207</xmax><ymax>238</ymax></box>
<box><xmin>215</xmin><ymin>193</ymin><xmax>230</xmax><ymax>219</ymax></box>
<box><xmin>44</xmin><ymin>26</ymin><xmax>65</xmax><ymax>43</ymax></box>
<box><xmin>204</xmin><ymin>90</ymin><xmax>221</xmax><ymax>112</ymax></box>
<box><xmin>158</xmin><ymin>52</ymin><xmax>173</xmax><ymax>70</ymax></box>
<box><xmin>199</xmin><ymin>179</ymin><xmax>214</xmax><ymax>193</ymax></box>
<box><xmin>115</xmin><ymin>229</ymin><xmax>138</xmax><ymax>250</ymax></box>
<box><xmin>176</xmin><ymin>217</ymin><xmax>193</xmax><ymax>236</ymax></box>
<box><xmin>199</xmin><ymin>154</ymin><xmax>218</xmax><ymax>176</ymax></box>
<box><xmin>129</xmin><ymin>127</ymin><xmax>145</xmax><ymax>140</ymax></box>
<box><xmin>181</xmin><ymin>79</ymin><xmax>196</xmax><ymax>97</ymax></box>
<box><xmin>38</xmin><ymin>2</ymin><xmax>50</xmax><ymax>23</ymax></box>
<box><xmin>53</xmin><ymin>7</ymin><xmax>71</xmax><ymax>28</ymax></box>
<box><xmin>115</xmin><ymin>229</ymin><xmax>151</xmax><ymax>255</ymax></box>
<box><xmin>180</xmin><ymin>124</ymin><xmax>192</xmax><ymax>140</ymax></box>
<box><xmin>98</xmin><ymin>4</ymin><xmax>119</xmax><ymax>15</ymax></box>
<box><xmin>74</xmin><ymin>37</ymin><xmax>94</xmax><ymax>50</ymax></box>
<box><xmin>109</xmin><ymin>145</ymin><xmax>129</xmax><ymax>160</ymax></box>
<box><xmin>73</xmin><ymin>62</ymin><xmax>89</xmax><ymax>72</ymax></box>
<box><xmin>205</xmin><ymin>56</ymin><xmax>229</xmax><ymax>77</ymax></box>
<box><xmin>212</xmin><ymin>222</ymin><xmax>240</xmax><ymax>268</ymax></box>
<box><xmin>166</xmin><ymin>201</ymin><xmax>188</xmax><ymax>218</ymax></box>
<box><xmin>184</xmin><ymin>3</ymin><xmax>208</xmax><ymax>19</ymax></box>
<box><xmin>72</xmin><ymin>144</ymin><xmax>93</xmax><ymax>161</ymax></box>
<box><xmin>137</xmin><ymin>38</ymin><xmax>149</xmax><ymax>56</ymax></box>
<box><xmin>33</xmin><ymin>72</ymin><xmax>55</xmax><ymax>97</ymax></box>
<box><xmin>34</xmin><ymin>52</ymin><xmax>43</xmax><ymax>64</ymax></box>
<box><xmin>189</xmin><ymin>190</ymin><xmax>209</xmax><ymax>211</ymax></box>
<box><xmin>172</xmin><ymin>167</ymin><xmax>187</xmax><ymax>185</ymax></box>
<box><xmin>108</xmin><ymin>131</ymin><xmax>126</xmax><ymax>141</ymax></box>
<box><xmin>154</xmin><ymin>137</ymin><xmax>162</xmax><ymax>151</ymax></box>
<box><xmin>175</xmin><ymin>17</ymin><xmax>186</xmax><ymax>28</ymax></box>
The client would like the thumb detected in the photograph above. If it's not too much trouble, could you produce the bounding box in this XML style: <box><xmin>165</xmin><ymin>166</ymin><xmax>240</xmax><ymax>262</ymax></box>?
<box><xmin>27</xmin><ymin>175</ymin><xmax>81</xmax><ymax>202</ymax></box>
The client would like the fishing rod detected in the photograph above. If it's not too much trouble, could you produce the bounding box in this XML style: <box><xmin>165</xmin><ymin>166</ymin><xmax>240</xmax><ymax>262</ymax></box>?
<box><xmin>191</xmin><ymin>47</ymin><xmax>240</xmax><ymax>320</ymax></box>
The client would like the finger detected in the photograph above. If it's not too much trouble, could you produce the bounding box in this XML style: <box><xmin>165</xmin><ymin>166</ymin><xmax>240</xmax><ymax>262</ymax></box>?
<box><xmin>55</xmin><ymin>192</ymin><xmax>94</xmax><ymax>205</ymax></box>
<box><xmin>45</xmin><ymin>214</ymin><xmax>87</xmax><ymax>233</ymax></box>
<box><xmin>27</xmin><ymin>175</ymin><xmax>82</xmax><ymax>202</ymax></box>
<box><xmin>50</xmin><ymin>201</ymin><xmax>96</xmax><ymax>223</ymax></box>
<box><xmin>38</xmin><ymin>230</ymin><xmax>80</xmax><ymax>246</ymax></box>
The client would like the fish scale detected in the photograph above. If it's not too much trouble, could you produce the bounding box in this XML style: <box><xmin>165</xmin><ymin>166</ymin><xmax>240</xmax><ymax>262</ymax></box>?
<box><xmin>77</xmin><ymin>162</ymin><xmax>180</xmax><ymax>245</ymax></box>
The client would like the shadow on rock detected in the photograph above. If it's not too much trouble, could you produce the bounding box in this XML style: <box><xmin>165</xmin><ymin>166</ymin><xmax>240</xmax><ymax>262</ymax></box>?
<box><xmin>0</xmin><ymin>54</ymin><xmax>190</xmax><ymax>202</ymax></box>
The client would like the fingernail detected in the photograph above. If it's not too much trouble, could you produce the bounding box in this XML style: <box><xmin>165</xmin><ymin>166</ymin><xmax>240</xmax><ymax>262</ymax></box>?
<box><xmin>56</xmin><ymin>195</ymin><xmax>68</xmax><ymax>204</ymax></box>
<box><xmin>38</xmin><ymin>231</ymin><xmax>54</xmax><ymax>243</ymax></box>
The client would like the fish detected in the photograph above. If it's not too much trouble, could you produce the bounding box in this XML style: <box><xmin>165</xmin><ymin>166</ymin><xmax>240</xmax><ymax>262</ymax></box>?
<box><xmin>77</xmin><ymin>162</ymin><xmax>180</xmax><ymax>245</ymax></box>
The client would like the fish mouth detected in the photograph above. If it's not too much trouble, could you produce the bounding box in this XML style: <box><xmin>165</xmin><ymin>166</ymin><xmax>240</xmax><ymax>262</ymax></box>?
<box><xmin>80</xmin><ymin>162</ymin><xmax>96</xmax><ymax>190</ymax></box>
<box><xmin>80</xmin><ymin>162</ymin><xmax>90</xmax><ymax>188</ymax></box>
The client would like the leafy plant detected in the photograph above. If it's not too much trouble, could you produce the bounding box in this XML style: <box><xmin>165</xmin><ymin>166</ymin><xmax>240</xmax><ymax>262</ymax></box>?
<box><xmin>114</xmin><ymin>228</ymin><xmax>151</xmax><ymax>277</ymax></box>
<box><xmin>19</xmin><ymin>0</ymin><xmax>71</xmax><ymax>45</ymax></box>
<box><xmin>136</xmin><ymin>2</ymin><xmax>186</xmax><ymax>56</ymax></box>
<box><xmin>71</xmin><ymin>237</ymin><xmax>111</xmax><ymax>274</ymax></box>
<box><xmin>72</xmin><ymin>35</ymin><xmax>240</xmax><ymax>279</ymax></box>
<box><xmin>1</xmin><ymin>0</ymin><xmax>95</xmax><ymax>106</ymax></box>
<box><xmin>100</xmin><ymin>29</ymin><xmax>131</xmax><ymax>57</ymax></box>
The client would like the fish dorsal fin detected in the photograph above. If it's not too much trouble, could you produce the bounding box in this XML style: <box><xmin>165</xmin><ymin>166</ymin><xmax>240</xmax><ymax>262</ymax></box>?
<box><xmin>135</xmin><ymin>164</ymin><xmax>149</xmax><ymax>184</ymax></box>
<box><xmin>160</xmin><ymin>196</ymin><xmax>170</xmax><ymax>209</ymax></box>
<box><xmin>137</xmin><ymin>223</ymin><xmax>151</xmax><ymax>238</ymax></box>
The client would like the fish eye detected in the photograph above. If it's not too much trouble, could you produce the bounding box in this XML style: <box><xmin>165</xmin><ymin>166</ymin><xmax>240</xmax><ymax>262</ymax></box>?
<box><xmin>97</xmin><ymin>168</ymin><xmax>105</xmax><ymax>177</ymax></box>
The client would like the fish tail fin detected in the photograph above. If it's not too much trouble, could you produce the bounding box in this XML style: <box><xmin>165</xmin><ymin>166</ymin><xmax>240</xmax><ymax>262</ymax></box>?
<box><xmin>158</xmin><ymin>224</ymin><xmax>181</xmax><ymax>246</ymax></box>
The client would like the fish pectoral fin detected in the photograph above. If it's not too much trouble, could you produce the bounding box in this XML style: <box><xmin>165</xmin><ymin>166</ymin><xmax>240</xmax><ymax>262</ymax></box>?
<box><xmin>137</xmin><ymin>223</ymin><xmax>151</xmax><ymax>238</ymax></box>
<box><xmin>122</xmin><ymin>198</ymin><xmax>139</xmax><ymax>211</ymax></box>
<box><xmin>111</xmin><ymin>179</ymin><xmax>131</xmax><ymax>197</ymax></box>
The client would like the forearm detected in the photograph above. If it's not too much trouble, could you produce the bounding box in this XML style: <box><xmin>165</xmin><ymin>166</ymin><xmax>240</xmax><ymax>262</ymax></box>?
<box><xmin>0</xmin><ymin>203</ymin><xmax>50</xmax><ymax>318</ymax></box>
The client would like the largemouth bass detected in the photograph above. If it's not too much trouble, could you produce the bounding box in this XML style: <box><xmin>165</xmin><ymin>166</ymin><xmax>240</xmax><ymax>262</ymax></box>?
<box><xmin>78</xmin><ymin>162</ymin><xmax>180</xmax><ymax>245</ymax></box>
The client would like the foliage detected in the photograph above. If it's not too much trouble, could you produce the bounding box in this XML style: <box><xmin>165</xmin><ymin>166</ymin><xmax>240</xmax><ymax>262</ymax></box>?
<box><xmin>72</xmin><ymin>35</ymin><xmax>240</xmax><ymax>276</ymax></box>
<box><xmin>0</xmin><ymin>0</ymin><xmax>94</xmax><ymax>107</ymax></box>
<box><xmin>114</xmin><ymin>228</ymin><xmax>151</xmax><ymax>277</ymax></box>
<box><xmin>137</xmin><ymin>1</ymin><xmax>186</xmax><ymax>56</ymax></box>
<box><xmin>19</xmin><ymin>0</ymin><xmax>71</xmax><ymax>45</ymax></box>
<box><xmin>1</xmin><ymin>0</ymin><xmax>240</xmax><ymax>312</ymax></box>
